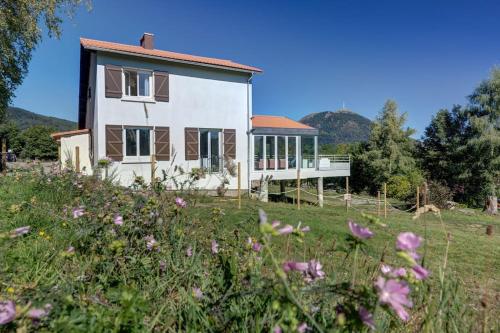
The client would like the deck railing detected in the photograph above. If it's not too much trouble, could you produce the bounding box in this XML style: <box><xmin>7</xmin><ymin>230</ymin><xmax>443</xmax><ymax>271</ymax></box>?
<box><xmin>253</xmin><ymin>154</ymin><xmax>350</xmax><ymax>171</ymax></box>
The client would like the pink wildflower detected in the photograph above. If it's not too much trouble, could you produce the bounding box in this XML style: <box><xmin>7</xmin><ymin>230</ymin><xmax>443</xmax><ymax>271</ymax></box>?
<box><xmin>396</xmin><ymin>232</ymin><xmax>423</xmax><ymax>259</ymax></box>
<box><xmin>10</xmin><ymin>226</ymin><xmax>30</xmax><ymax>238</ymax></box>
<box><xmin>283</xmin><ymin>261</ymin><xmax>309</xmax><ymax>273</ymax></box>
<box><xmin>348</xmin><ymin>220</ymin><xmax>374</xmax><ymax>239</ymax></box>
<box><xmin>114</xmin><ymin>214</ymin><xmax>123</xmax><ymax>226</ymax></box>
<box><xmin>192</xmin><ymin>287</ymin><xmax>203</xmax><ymax>299</ymax></box>
<box><xmin>0</xmin><ymin>300</ymin><xmax>15</xmax><ymax>325</ymax></box>
<box><xmin>72</xmin><ymin>207</ymin><xmax>84</xmax><ymax>219</ymax></box>
<box><xmin>145</xmin><ymin>235</ymin><xmax>159</xmax><ymax>252</ymax></box>
<box><xmin>277</xmin><ymin>225</ymin><xmax>294</xmax><ymax>235</ymax></box>
<box><xmin>300</xmin><ymin>226</ymin><xmax>311</xmax><ymax>233</ymax></box>
<box><xmin>66</xmin><ymin>246</ymin><xmax>75</xmax><ymax>253</ymax></box>
<box><xmin>27</xmin><ymin>304</ymin><xmax>51</xmax><ymax>320</ymax></box>
<box><xmin>412</xmin><ymin>265</ymin><xmax>430</xmax><ymax>280</ymax></box>
<box><xmin>358</xmin><ymin>306</ymin><xmax>375</xmax><ymax>330</ymax></box>
<box><xmin>381</xmin><ymin>265</ymin><xmax>406</xmax><ymax>278</ymax></box>
<box><xmin>375</xmin><ymin>277</ymin><xmax>413</xmax><ymax>321</ymax></box>
<box><xmin>252</xmin><ymin>242</ymin><xmax>262</xmax><ymax>252</ymax></box>
<box><xmin>283</xmin><ymin>260</ymin><xmax>325</xmax><ymax>283</ymax></box>
<box><xmin>186</xmin><ymin>246</ymin><xmax>193</xmax><ymax>257</ymax></box>
<box><xmin>297</xmin><ymin>322</ymin><xmax>310</xmax><ymax>333</ymax></box>
<box><xmin>175</xmin><ymin>197</ymin><xmax>187</xmax><ymax>208</ymax></box>
<box><xmin>211</xmin><ymin>240</ymin><xmax>219</xmax><ymax>254</ymax></box>
<box><xmin>273</xmin><ymin>326</ymin><xmax>282</xmax><ymax>333</ymax></box>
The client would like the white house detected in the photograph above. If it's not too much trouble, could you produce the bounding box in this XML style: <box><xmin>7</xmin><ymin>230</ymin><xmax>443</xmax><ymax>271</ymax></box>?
<box><xmin>52</xmin><ymin>33</ymin><xmax>350</xmax><ymax>196</ymax></box>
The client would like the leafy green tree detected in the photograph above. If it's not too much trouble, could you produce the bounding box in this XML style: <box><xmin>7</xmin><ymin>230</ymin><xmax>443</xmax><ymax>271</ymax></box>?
<box><xmin>361</xmin><ymin>100</ymin><xmax>420</xmax><ymax>193</ymax></box>
<box><xmin>20</xmin><ymin>125</ymin><xmax>57</xmax><ymax>159</ymax></box>
<box><xmin>0</xmin><ymin>0</ymin><xmax>91</xmax><ymax>121</ymax></box>
<box><xmin>0</xmin><ymin>121</ymin><xmax>22</xmax><ymax>153</ymax></box>
<box><xmin>463</xmin><ymin>68</ymin><xmax>500</xmax><ymax>211</ymax></box>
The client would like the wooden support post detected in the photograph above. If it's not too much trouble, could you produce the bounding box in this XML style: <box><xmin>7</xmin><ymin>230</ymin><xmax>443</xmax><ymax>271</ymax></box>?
<box><xmin>237</xmin><ymin>162</ymin><xmax>241</xmax><ymax>209</ymax></box>
<box><xmin>75</xmin><ymin>146</ymin><xmax>80</xmax><ymax>173</ymax></box>
<box><xmin>423</xmin><ymin>182</ymin><xmax>428</xmax><ymax>206</ymax></box>
<box><xmin>1</xmin><ymin>139</ymin><xmax>6</xmax><ymax>174</ymax></box>
<box><xmin>345</xmin><ymin>176</ymin><xmax>350</xmax><ymax>210</ymax></box>
<box><xmin>317</xmin><ymin>177</ymin><xmax>324</xmax><ymax>208</ymax></box>
<box><xmin>377</xmin><ymin>191</ymin><xmax>381</xmax><ymax>216</ymax></box>
<box><xmin>384</xmin><ymin>183</ymin><xmax>387</xmax><ymax>218</ymax></box>
<box><xmin>280</xmin><ymin>180</ymin><xmax>286</xmax><ymax>201</ymax></box>
<box><xmin>416</xmin><ymin>186</ymin><xmax>420</xmax><ymax>210</ymax></box>
<box><xmin>297</xmin><ymin>169</ymin><xmax>301</xmax><ymax>210</ymax></box>
<box><xmin>150</xmin><ymin>154</ymin><xmax>156</xmax><ymax>186</ymax></box>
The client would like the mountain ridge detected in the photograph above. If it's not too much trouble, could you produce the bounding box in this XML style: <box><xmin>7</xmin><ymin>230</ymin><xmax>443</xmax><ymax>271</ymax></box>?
<box><xmin>299</xmin><ymin>110</ymin><xmax>372</xmax><ymax>145</ymax></box>
<box><xmin>6</xmin><ymin>107</ymin><xmax>77</xmax><ymax>132</ymax></box>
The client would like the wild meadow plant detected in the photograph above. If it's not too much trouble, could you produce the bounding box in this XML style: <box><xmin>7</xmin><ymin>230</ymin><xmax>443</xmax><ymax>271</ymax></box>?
<box><xmin>0</xmin><ymin>167</ymin><xmax>489</xmax><ymax>331</ymax></box>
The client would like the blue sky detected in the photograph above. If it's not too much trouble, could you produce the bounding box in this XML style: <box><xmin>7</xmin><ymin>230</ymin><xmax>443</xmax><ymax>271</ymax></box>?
<box><xmin>12</xmin><ymin>0</ymin><xmax>500</xmax><ymax>136</ymax></box>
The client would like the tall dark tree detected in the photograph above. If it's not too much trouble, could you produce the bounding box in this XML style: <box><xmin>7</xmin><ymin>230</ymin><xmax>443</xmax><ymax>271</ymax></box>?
<box><xmin>0</xmin><ymin>0</ymin><xmax>91</xmax><ymax>121</ymax></box>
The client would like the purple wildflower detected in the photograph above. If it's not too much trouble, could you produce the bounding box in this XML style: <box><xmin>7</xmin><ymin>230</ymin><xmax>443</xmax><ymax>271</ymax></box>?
<box><xmin>271</xmin><ymin>221</ymin><xmax>280</xmax><ymax>228</ymax></box>
<box><xmin>114</xmin><ymin>214</ymin><xmax>123</xmax><ymax>226</ymax></box>
<box><xmin>175</xmin><ymin>197</ymin><xmax>187</xmax><ymax>208</ymax></box>
<box><xmin>252</xmin><ymin>242</ymin><xmax>262</xmax><ymax>252</ymax></box>
<box><xmin>304</xmin><ymin>260</ymin><xmax>325</xmax><ymax>283</ymax></box>
<box><xmin>186</xmin><ymin>246</ymin><xmax>193</xmax><ymax>257</ymax></box>
<box><xmin>396</xmin><ymin>232</ymin><xmax>422</xmax><ymax>254</ymax></box>
<box><xmin>10</xmin><ymin>226</ymin><xmax>30</xmax><ymax>238</ymax></box>
<box><xmin>283</xmin><ymin>261</ymin><xmax>309</xmax><ymax>273</ymax></box>
<box><xmin>211</xmin><ymin>240</ymin><xmax>219</xmax><ymax>254</ymax></box>
<box><xmin>348</xmin><ymin>220</ymin><xmax>374</xmax><ymax>239</ymax></box>
<box><xmin>273</xmin><ymin>326</ymin><xmax>282</xmax><ymax>333</ymax></box>
<box><xmin>300</xmin><ymin>226</ymin><xmax>311</xmax><ymax>233</ymax></box>
<box><xmin>375</xmin><ymin>277</ymin><xmax>413</xmax><ymax>321</ymax></box>
<box><xmin>192</xmin><ymin>287</ymin><xmax>203</xmax><ymax>299</ymax></box>
<box><xmin>412</xmin><ymin>265</ymin><xmax>430</xmax><ymax>280</ymax></box>
<box><xmin>277</xmin><ymin>225</ymin><xmax>294</xmax><ymax>235</ymax></box>
<box><xmin>159</xmin><ymin>260</ymin><xmax>166</xmax><ymax>273</ymax></box>
<box><xmin>359</xmin><ymin>306</ymin><xmax>375</xmax><ymax>330</ymax></box>
<box><xmin>27</xmin><ymin>304</ymin><xmax>51</xmax><ymax>320</ymax></box>
<box><xmin>145</xmin><ymin>235</ymin><xmax>159</xmax><ymax>252</ymax></box>
<box><xmin>381</xmin><ymin>265</ymin><xmax>406</xmax><ymax>278</ymax></box>
<box><xmin>297</xmin><ymin>322</ymin><xmax>310</xmax><ymax>333</ymax></box>
<box><xmin>0</xmin><ymin>300</ymin><xmax>16</xmax><ymax>325</ymax></box>
<box><xmin>72</xmin><ymin>207</ymin><xmax>84</xmax><ymax>219</ymax></box>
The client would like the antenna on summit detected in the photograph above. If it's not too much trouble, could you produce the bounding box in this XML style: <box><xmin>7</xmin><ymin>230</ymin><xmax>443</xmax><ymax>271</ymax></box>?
<box><xmin>342</xmin><ymin>101</ymin><xmax>346</xmax><ymax>110</ymax></box>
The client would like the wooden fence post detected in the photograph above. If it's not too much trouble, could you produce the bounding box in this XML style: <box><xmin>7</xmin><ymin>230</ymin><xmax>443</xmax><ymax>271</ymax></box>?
<box><xmin>237</xmin><ymin>162</ymin><xmax>241</xmax><ymax>209</ymax></box>
<box><xmin>377</xmin><ymin>191</ymin><xmax>381</xmax><ymax>216</ymax></box>
<box><xmin>150</xmin><ymin>154</ymin><xmax>156</xmax><ymax>186</ymax></box>
<box><xmin>75</xmin><ymin>146</ymin><xmax>80</xmax><ymax>173</ymax></box>
<box><xmin>1</xmin><ymin>139</ymin><xmax>6</xmax><ymax>174</ymax></box>
<box><xmin>416</xmin><ymin>186</ymin><xmax>420</xmax><ymax>210</ymax></box>
<box><xmin>384</xmin><ymin>183</ymin><xmax>387</xmax><ymax>218</ymax></box>
<box><xmin>297</xmin><ymin>169</ymin><xmax>301</xmax><ymax>210</ymax></box>
<box><xmin>423</xmin><ymin>182</ymin><xmax>428</xmax><ymax>206</ymax></box>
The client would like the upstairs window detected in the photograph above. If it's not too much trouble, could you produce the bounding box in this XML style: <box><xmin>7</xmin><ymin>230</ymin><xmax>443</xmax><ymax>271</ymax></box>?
<box><xmin>124</xmin><ymin>69</ymin><xmax>152</xmax><ymax>98</ymax></box>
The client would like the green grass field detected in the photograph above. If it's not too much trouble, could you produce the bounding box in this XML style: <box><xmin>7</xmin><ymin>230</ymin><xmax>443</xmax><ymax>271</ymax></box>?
<box><xmin>0</xmin><ymin>169</ymin><xmax>498</xmax><ymax>332</ymax></box>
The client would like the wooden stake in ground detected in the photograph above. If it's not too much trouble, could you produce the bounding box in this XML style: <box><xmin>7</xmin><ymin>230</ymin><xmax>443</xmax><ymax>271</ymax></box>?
<box><xmin>297</xmin><ymin>169</ymin><xmax>301</xmax><ymax>210</ymax></box>
<box><xmin>345</xmin><ymin>176</ymin><xmax>350</xmax><ymax>211</ymax></box>
<box><xmin>75</xmin><ymin>146</ymin><xmax>80</xmax><ymax>173</ymax></box>
<box><xmin>423</xmin><ymin>182</ymin><xmax>428</xmax><ymax>205</ymax></box>
<box><xmin>416</xmin><ymin>186</ymin><xmax>420</xmax><ymax>210</ymax></box>
<box><xmin>1</xmin><ymin>139</ymin><xmax>6</xmax><ymax>174</ymax></box>
<box><xmin>384</xmin><ymin>182</ymin><xmax>387</xmax><ymax>218</ymax></box>
<box><xmin>377</xmin><ymin>191</ymin><xmax>381</xmax><ymax>216</ymax></box>
<box><xmin>150</xmin><ymin>154</ymin><xmax>156</xmax><ymax>186</ymax></box>
<box><xmin>237</xmin><ymin>162</ymin><xmax>241</xmax><ymax>209</ymax></box>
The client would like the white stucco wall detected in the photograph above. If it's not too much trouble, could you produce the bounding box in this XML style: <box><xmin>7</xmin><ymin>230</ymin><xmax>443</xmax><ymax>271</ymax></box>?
<box><xmin>93</xmin><ymin>52</ymin><xmax>251</xmax><ymax>189</ymax></box>
<box><xmin>60</xmin><ymin>133</ymin><xmax>92</xmax><ymax>174</ymax></box>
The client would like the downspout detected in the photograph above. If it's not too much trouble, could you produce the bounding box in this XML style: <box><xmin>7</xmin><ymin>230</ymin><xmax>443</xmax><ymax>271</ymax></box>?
<box><xmin>247</xmin><ymin>72</ymin><xmax>254</xmax><ymax>195</ymax></box>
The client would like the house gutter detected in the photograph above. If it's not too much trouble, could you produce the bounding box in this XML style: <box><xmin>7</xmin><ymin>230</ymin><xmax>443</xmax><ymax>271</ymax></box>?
<box><xmin>247</xmin><ymin>72</ymin><xmax>254</xmax><ymax>195</ymax></box>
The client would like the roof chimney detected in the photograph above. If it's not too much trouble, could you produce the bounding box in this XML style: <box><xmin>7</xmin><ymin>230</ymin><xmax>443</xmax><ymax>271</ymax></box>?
<box><xmin>140</xmin><ymin>33</ymin><xmax>154</xmax><ymax>50</ymax></box>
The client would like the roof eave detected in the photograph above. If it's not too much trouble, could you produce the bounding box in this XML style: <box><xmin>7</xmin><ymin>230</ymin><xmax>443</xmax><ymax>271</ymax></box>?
<box><xmin>251</xmin><ymin>127</ymin><xmax>319</xmax><ymax>136</ymax></box>
<box><xmin>81</xmin><ymin>44</ymin><xmax>263</xmax><ymax>74</ymax></box>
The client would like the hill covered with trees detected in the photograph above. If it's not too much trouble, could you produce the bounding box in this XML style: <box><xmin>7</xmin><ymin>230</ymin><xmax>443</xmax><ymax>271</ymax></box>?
<box><xmin>300</xmin><ymin>110</ymin><xmax>372</xmax><ymax>145</ymax></box>
<box><xmin>6</xmin><ymin>107</ymin><xmax>76</xmax><ymax>132</ymax></box>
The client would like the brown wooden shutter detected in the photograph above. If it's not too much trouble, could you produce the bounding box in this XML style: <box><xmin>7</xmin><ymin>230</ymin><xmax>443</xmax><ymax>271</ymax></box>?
<box><xmin>154</xmin><ymin>71</ymin><xmax>169</xmax><ymax>102</ymax></box>
<box><xmin>185</xmin><ymin>127</ymin><xmax>199</xmax><ymax>160</ymax></box>
<box><xmin>105</xmin><ymin>125</ymin><xmax>123</xmax><ymax>161</ymax></box>
<box><xmin>223</xmin><ymin>129</ymin><xmax>236</xmax><ymax>159</ymax></box>
<box><xmin>105</xmin><ymin>65</ymin><xmax>122</xmax><ymax>98</ymax></box>
<box><xmin>155</xmin><ymin>127</ymin><xmax>170</xmax><ymax>161</ymax></box>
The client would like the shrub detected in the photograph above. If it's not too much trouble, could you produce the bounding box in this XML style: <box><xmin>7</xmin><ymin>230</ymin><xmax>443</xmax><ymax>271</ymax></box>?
<box><xmin>387</xmin><ymin>175</ymin><xmax>412</xmax><ymax>200</ymax></box>
<box><xmin>428</xmin><ymin>181</ymin><xmax>454</xmax><ymax>208</ymax></box>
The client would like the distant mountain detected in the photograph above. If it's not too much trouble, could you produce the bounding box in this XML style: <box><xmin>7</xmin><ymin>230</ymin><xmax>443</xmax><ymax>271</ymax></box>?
<box><xmin>6</xmin><ymin>107</ymin><xmax>77</xmax><ymax>132</ymax></box>
<box><xmin>300</xmin><ymin>110</ymin><xmax>372</xmax><ymax>145</ymax></box>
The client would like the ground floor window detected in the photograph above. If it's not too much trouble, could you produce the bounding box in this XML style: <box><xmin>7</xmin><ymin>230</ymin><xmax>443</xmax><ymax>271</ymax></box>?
<box><xmin>125</xmin><ymin>128</ymin><xmax>151</xmax><ymax>157</ymax></box>
<box><xmin>200</xmin><ymin>129</ymin><xmax>222</xmax><ymax>173</ymax></box>
<box><xmin>254</xmin><ymin>136</ymin><xmax>264</xmax><ymax>170</ymax></box>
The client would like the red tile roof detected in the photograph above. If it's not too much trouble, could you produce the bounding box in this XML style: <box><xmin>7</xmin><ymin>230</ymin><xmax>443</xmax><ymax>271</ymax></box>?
<box><xmin>252</xmin><ymin>115</ymin><xmax>314</xmax><ymax>129</ymax></box>
<box><xmin>80</xmin><ymin>38</ymin><xmax>262</xmax><ymax>73</ymax></box>
<box><xmin>51</xmin><ymin>128</ymin><xmax>90</xmax><ymax>140</ymax></box>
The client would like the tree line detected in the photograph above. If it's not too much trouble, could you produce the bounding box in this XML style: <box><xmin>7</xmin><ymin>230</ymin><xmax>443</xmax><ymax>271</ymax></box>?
<box><xmin>324</xmin><ymin>68</ymin><xmax>499</xmax><ymax>212</ymax></box>
<box><xmin>0</xmin><ymin>122</ymin><xmax>58</xmax><ymax>160</ymax></box>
